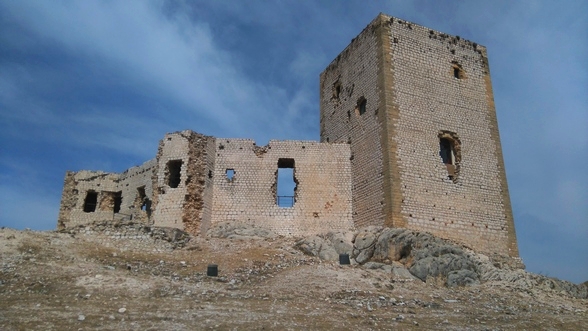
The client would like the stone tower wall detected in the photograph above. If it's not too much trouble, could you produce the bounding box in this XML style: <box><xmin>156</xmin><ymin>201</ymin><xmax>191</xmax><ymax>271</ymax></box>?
<box><xmin>320</xmin><ymin>14</ymin><xmax>518</xmax><ymax>257</ymax></box>
<box><xmin>385</xmin><ymin>16</ymin><xmax>518</xmax><ymax>256</ymax></box>
<box><xmin>319</xmin><ymin>18</ymin><xmax>386</xmax><ymax>228</ymax></box>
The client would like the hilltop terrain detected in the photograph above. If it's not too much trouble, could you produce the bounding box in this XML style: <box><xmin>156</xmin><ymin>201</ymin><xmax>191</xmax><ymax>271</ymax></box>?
<box><xmin>1</xmin><ymin>222</ymin><xmax>586</xmax><ymax>330</ymax></box>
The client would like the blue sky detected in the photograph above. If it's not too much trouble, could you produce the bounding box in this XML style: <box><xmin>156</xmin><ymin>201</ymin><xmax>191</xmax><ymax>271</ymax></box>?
<box><xmin>0</xmin><ymin>1</ymin><xmax>586</xmax><ymax>284</ymax></box>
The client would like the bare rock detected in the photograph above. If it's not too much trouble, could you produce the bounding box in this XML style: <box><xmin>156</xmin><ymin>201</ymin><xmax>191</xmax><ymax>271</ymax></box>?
<box><xmin>207</xmin><ymin>222</ymin><xmax>276</xmax><ymax>239</ymax></box>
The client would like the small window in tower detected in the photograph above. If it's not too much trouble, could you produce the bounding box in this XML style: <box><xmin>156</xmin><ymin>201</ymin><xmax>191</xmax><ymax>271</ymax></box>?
<box><xmin>356</xmin><ymin>96</ymin><xmax>367</xmax><ymax>115</ymax></box>
<box><xmin>438</xmin><ymin>131</ymin><xmax>462</xmax><ymax>182</ymax></box>
<box><xmin>83</xmin><ymin>191</ymin><xmax>98</xmax><ymax>213</ymax></box>
<box><xmin>167</xmin><ymin>160</ymin><xmax>182</xmax><ymax>188</ymax></box>
<box><xmin>451</xmin><ymin>61</ymin><xmax>465</xmax><ymax>79</ymax></box>
<box><xmin>332</xmin><ymin>81</ymin><xmax>341</xmax><ymax>100</ymax></box>
<box><xmin>439</xmin><ymin>138</ymin><xmax>455</xmax><ymax>165</ymax></box>
<box><xmin>453</xmin><ymin>67</ymin><xmax>460</xmax><ymax>78</ymax></box>
<box><xmin>226</xmin><ymin>169</ymin><xmax>235</xmax><ymax>181</ymax></box>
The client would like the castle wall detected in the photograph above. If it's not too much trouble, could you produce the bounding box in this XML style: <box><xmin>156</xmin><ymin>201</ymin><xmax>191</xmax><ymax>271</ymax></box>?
<box><xmin>200</xmin><ymin>138</ymin><xmax>218</xmax><ymax>235</ymax></box>
<box><xmin>208</xmin><ymin>139</ymin><xmax>353</xmax><ymax>236</ymax></box>
<box><xmin>383</xmin><ymin>15</ymin><xmax>517</xmax><ymax>256</ymax></box>
<box><xmin>57</xmin><ymin>171</ymin><xmax>120</xmax><ymax>228</ymax></box>
<box><xmin>151</xmin><ymin>131</ymin><xmax>211</xmax><ymax>230</ymax></box>
<box><xmin>319</xmin><ymin>17</ymin><xmax>385</xmax><ymax>228</ymax></box>
<box><xmin>117</xmin><ymin>159</ymin><xmax>156</xmax><ymax>223</ymax></box>
<box><xmin>57</xmin><ymin>160</ymin><xmax>156</xmax><ymax>229</ymax></box>
<box><xmin>57</xmin><ymin>13</ymin><xmax>519</xmax><ymax>257</ymax></box>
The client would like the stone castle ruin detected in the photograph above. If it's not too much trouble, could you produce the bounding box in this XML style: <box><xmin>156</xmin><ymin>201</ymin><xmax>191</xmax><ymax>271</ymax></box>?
<box><xmin>58</xmin><ymin>13</ymin><xmax>519</xmax><ymax>258</ymax></box>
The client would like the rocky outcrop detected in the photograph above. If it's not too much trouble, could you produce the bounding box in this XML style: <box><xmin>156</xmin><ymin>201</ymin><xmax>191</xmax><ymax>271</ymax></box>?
<box><xmin>207</xmin><ymin>221</ymin><xmax>276</xmax><ymax>240</ymax></box>
<box><xmin>293</xmin><ymin>232</ymin><xmax>353</xmax><ymax>261</ymax></box>
<box><xmin>295</xmin><ymin>226</ymin><xmax>587</xmax><ymax>298</ymax></box>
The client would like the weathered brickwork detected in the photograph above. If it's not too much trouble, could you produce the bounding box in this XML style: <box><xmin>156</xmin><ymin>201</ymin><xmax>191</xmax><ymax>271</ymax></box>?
<box><xmin>320</xmin><ymin>20</ymin><xmax>385</xmax><ymax>229</ymax></box>
<box><xmin>151</xmin><ymin>131</ymin><xmax>212</xmax><ymax>230</ymax></box>
<box><xmin>57</xmin><ymin>159</ymin><xmax>156</xmax><ymax>230</ymax></box>
<box><xmin>319</xmin><ymin>14</ymin><xmax>518</xmax><ymax>257</ymax></box>
<box><xmin>58</xmin><ymin>13</ymin><xmax>518</xmax><ymax>257</ymax></box>
<box><xmin>209</xmin><ymin>139</ymin><xmax>353</xmax><ymax>236</ymax></box>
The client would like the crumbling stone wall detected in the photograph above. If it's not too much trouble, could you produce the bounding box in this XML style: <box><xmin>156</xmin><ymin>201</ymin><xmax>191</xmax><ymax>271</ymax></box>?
<box><xmin>208</xmin><ymin>139</ymin><xmax>353</xmax><ymax>236</ymax></box>
<box><xmin>57</xmin><ymin>160</ymin><xmax>156</xmax><ymax>229</ymax></box>
<box><xmin>117</xmin><ymin>159</ymin><xmax>156</xmax><ymax>222</ymax></box>
<box><xmin>199</xmin><ymin>138</ymin><xmax>218</xmax><ymax>235</ymax></box>
<box><xmin>57</xmin><ymin>171</ymin><xmax>77</xmax><ymax>230</ymax></box>
<box><xmin>181</xmin><ymin>132</ymin><xmax>210</xmax><ymax>236</ymax></box>
<box><xmin>57</xmin><ymin>171</ymin><xmax>120</xmax><ymax>228</ymax></box>
<box><xmin>320</xmin><ymin>14</ymin><xmax>519</xmax><ymax>257</ymax></box>
<box><xmin>150</xmin><ymin>130</ymin><xmax>211</xmax><ymax>233</ymax></box>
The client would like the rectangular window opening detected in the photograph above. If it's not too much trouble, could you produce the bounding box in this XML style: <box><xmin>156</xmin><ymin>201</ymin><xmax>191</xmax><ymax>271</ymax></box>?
<box><xmin>226</xmin><ymin>169</ymin><xmax>235</xmax><ymax>181</ymax></box>
<box><xmin>113</xmin><ymin>191</ymin><xmax>122</xmax><ymax>213</ymax></box>
<box><xmin>356</xmin><ymin>96</ymin><xmax>367</xmax><ymax>115</ymax></box>
<box><xmin>276</xmin><ymin>158</ymin><xmax>296</xmax><ymax>207</ymax></box>
<box><xmin>83</xmin><ymin>191</ymin><xmax>98</xmax><ymax>213</ymax></box>
<box><xmin>439</xmin><ymin>137</ymin><xmax>456</xmax><ymax>179</ymax></box>
<box><xmin>167</xmin><ymin>160</ymin><xmax>182</xmax><ymax>188</ymax></box>
<box><xmin>439</xmin><ymin>138</ymin><xmax>455</xmax><ymax>165</ymax></box>
<box><xmin>453</xmin><ymin>67</ymin><xmax>461</xmax><ymax>79</ymax></box>
<box><xmin>136</xmin><ymin>186</ymin><xmax>151</xmax><ymax>214</ymax></box>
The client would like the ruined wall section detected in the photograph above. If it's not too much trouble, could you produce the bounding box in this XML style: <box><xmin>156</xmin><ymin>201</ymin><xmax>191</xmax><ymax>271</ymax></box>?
<box><xmin>384</xmin><ymin>15</ymin><xmax>516</xmax><ymax>256</ymax></box>
<box><xmin>57</xmin><ymin>171</ymin><xmax>77</xmax><ymax>230</ymax></box>
<box><xmin>200</xmin><ymin>138</ymin><xmax>217</xmax><ymax>235</ymax></box>
<box><xmin>150</xmin><ymin>130</ymin><xmax>211</xmax><ymax>233</ymax></box>
<box><xmin>57</xmin><ymin>159</ymin><xmax>156</xmax><ymax>229</ymax></box>
<box><xmin>209</xmin><ymin>139</ymin><xmax>353</xmax><ymax>236</ymax></box>
<box><xmin>319</xmin><ymin>16</ymin><xmax>385</xmax><ymax>228</ymax></box>
<box><xmin>181</xmin><ymin>133</ymin><xmax>211</xmax><ymax>236</ymax></box>
<box><xmin>58</xmin><ymin>171</ymin><xmax>120</xmax><ymax>228</ymax></box>
<box><xmin>117</xmin><ymin>159</ymin><xmax>156</xmax><ymax>223</ymax></box>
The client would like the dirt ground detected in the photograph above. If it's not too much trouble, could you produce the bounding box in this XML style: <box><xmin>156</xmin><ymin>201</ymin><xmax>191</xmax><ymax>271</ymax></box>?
<box><xmin>0</xmin><ymin>227</ymin><xmax>586</xmax><ymax>330</ymax></box>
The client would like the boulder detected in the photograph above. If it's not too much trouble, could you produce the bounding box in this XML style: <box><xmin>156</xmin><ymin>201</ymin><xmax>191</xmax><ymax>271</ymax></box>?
<box><xmin>294</xmin><ymin>236</ymin><xmax>338</xmax><ymax>261</ymax></box>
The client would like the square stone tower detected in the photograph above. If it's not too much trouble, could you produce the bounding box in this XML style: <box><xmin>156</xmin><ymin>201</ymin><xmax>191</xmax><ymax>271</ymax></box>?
<box><xmin>320</xmin><ymin>13</ymin><xmax>519</xmax><ymax>257</ymax></box>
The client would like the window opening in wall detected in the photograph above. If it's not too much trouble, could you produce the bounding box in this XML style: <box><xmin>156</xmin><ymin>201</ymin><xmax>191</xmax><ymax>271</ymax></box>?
<box><xmin>451</xmin><ymin>61</ymin><xmax>465</xmax><ymax>79</ymax></box>
<box><xmin>356</xmin><ymin>96</ymin><xmax>367</xmax><ymax>115</ymax></box>
<box><xmin>438</xmin><ymin>130</ymin><xmax>462</xmax><ymax>182</ymax></box>
<box><xmin>226</xmin><ymin>169</ymin><xmax>235</xmax><ymax>181</ymax></box>
<box><xmin>276</xmin><ymin>158</ymin><xmax>297</xmax><ymax>207</ymax></box>
<box><xmin>113</xmin><ymin>191</ymin><xmax>122</xmax><ymax>213</ymax></box>
<box><xmin>136</xmin><ymin>186</ymin><xmax>152</xmax><ymax>216</ymax></box>
<box><xmin>83</xmin><ymin>191</ymin><xmax>98</xmax><ymax>213</ymax></box>
<box><xmin>331</xmin><ymin>80</ymin><xmax>342</xmax><ymax>105</ymax></box>
<box><xmin>167</xmin><ymin>160</ymin><xmax>182</xmax><ymax>188</ymax></box>
<box><xmin>439</xmin><ymin>138</ymin><xmax>454</xmax><ymax>165</ymax></box>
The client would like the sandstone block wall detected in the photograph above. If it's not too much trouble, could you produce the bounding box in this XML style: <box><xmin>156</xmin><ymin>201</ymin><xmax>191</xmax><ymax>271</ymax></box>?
<box><xmin>319</xmin><ymin>19</ymin><xmax>385</xmax><ymax>228</ymax></box>
<box><xmin>385</xmin><ymin>16</ymin><xmax>517</xmax><ymax>256</ymax></box>
<box><xmin>209</xmin><ymin>139</ymin><xmax>354</xmax><ymax>236</ymax></box>
<box><xmin>319</xmin><ymin>14</ymin><xmax>518</xmax><ymax>257</ymax></box>
<box><xmin>151</xmin><ymin>131</ymin><xmax>211</xmax><ymax>231</ymax></box>
<box><xmin>57</xmin><ymin>158</ymin><xmax>155</xmax><ymax>229</ymax></box>
<box><xmin>118</xmin><ymin>159</ymin><xmax>156</xmax><ymax>222</ymax></box>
